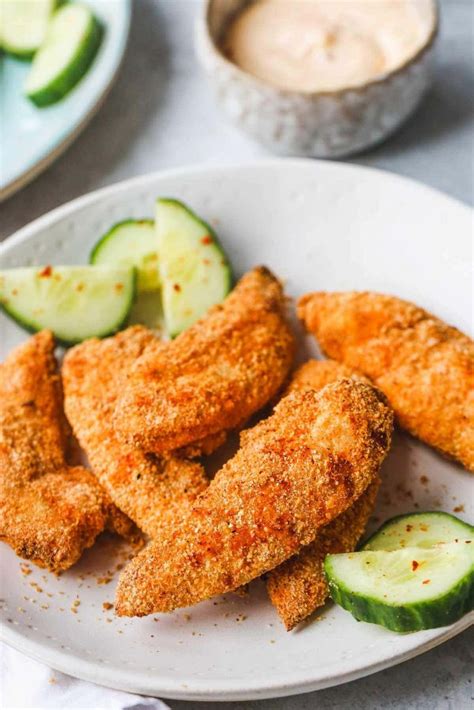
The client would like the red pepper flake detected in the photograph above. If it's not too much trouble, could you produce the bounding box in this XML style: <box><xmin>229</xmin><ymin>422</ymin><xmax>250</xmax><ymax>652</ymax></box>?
<box><xmin>411</xmin><ymin>560</ymin><xmax>419</xmax><ymax>571</ymax></box>
<box><xmin>420</xmin><ymin>475</ymin><xmax>429</xmax><ymax>484</ymax></box>
<box><xmin>173</xmin><ymin>283</ymin><xmax>181</xmax><ymax>292</ymax></box>
<box><xmin>115</xmin><ymin>283</ymin><xmax>124</xmax><ymax>293</ymax></box>
<box><xmin>200</xmin><ymin>235</ymin><xmax>212</xmax><ymax>245</ymax></box>
<box><xmin>422</xmin><ymin>579</ymin><xmax>431</xmax><ymax>585</ymax></box>
<box><xmin>202</xmin><ymin>258</ymin><xmax>211</xmax><ymax>265</ymax></box>
<box><xmin>406</xmin><ymin>524</ymin><xmax>413</xmax><ymax>532</ymax></box>
<box><xmin>453</xmin><ymin>505</ymin><xmax>465</xmax><ymax>513</ymax></box>
<box><xmin>39</xmin><ymin>265</ymin><xmax>52</xmax><ymax>278</ymax></box>
<box><xmin>102</xmin><ymin>601</ymin><xmax>114</xmax><ymax>611</ymax></box>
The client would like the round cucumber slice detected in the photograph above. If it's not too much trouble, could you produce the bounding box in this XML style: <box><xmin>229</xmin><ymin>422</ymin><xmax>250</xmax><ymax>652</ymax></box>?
<box><xmin>363</xmin><ymin>512</ymin><xmax>474</xmax><ymax>551</ymax></box>
<box><xmin>0</xmin><ymin>265</ymin><xmax>136</xmax><ymax>344</ymax></box>
<box><xmin>1</xmin><ymin>0</ymin><xmax>57</xmax><ymax>59</ymax></box>
<box><xmin>24</xmin><ymin>3</ymin><xmax>103</xmax><ymax>107</ymax></box>
<box><xmin>156</xmin><ymin>198</ymin><xmax>232</xmax><ymax>337</ymax></box>
<box><xmin>90</xmin><ymin>220</ymin><xmax>159</xmax><ymax>293</ymax></box>
<box><xmin>325</xmin><ymin>543</ymin><xmax>474</xmax><ymax>632</ymax></box>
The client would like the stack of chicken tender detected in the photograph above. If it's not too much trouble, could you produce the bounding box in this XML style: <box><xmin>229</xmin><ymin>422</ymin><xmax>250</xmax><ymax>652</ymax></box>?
<box><xmin>1</xmin><ymin>267</ymin><xmax>472</xmax><ymax>629</ymax></box>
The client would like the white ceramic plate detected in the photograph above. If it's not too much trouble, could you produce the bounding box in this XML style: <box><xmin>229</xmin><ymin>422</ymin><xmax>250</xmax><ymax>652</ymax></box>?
<box><xmin>0</xmin><ymin>0</ymin><xmax>130</xmax><ymax>201</ymax></box>
<box><xmin>0</xmin><ymin>160</ymin><xmax>472</xmax><ymax>701</ymax></box>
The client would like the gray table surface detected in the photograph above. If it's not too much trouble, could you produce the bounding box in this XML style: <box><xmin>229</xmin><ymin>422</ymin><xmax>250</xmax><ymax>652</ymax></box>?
<box><xmin>1</xmin><ymin>1</ymin><xmax>473</xmax><ymax>708</ymax></box>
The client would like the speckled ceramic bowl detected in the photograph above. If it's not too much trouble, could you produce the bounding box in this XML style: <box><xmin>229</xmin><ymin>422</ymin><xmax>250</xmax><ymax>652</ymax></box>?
<box><xmin>196</xmin><ymin>0</ymin><xmax>438</xmax><ymax>158</ymax></box>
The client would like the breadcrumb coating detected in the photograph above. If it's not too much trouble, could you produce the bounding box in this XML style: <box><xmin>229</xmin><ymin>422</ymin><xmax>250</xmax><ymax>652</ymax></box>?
<box><xmin>298</xmin><ymin>292</ymin><xmax>474</xmax><ymax>471</ymax></box>
<box><xmin>0</xmin><ymin>332</ymin><xmax>119</xmax><ymax>571</ymax></box>
<box><xmin>286</xmin><ymin>359</ymin><xmax>368</xmax><ymax>393</ymax></box>
<box><xmin>113</xmin><ymin>267</ymin><xmax>295</xmax><ymax>454</ymax></box>
<box><xmin>115</xmin><ymin>379</ymin><xmax>393</xmax><ymax>616</ymax></box>
<box><xmin>267</xmin><ymin>480</ymin><xmax>379</xmax><ymax>630</ymax></box>
<box><xmin>63</xmin><ymin>327</ymin><xmax>208</xmax><ymax>538</ymax></box>
<box><xmin>266</xmin><ymin>359</ymin><xmax>379</xmax><ymax>629</ymax></box>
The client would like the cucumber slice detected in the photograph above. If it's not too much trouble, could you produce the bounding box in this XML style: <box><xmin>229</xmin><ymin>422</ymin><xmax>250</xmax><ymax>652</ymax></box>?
<box><xmin>127</xmin><ymin>290</ymin><xmax>164</xmax><ymax>333</ymax></box>
<box><xmin>363</xmin><ymin>512</ymin><xmax>474</xmax><ymax>551</ymax></box>
<box><xmin>1</xmin><ymin>0</ymin><xmax>57</xmax><ymax>59</ymax></box>
<box><xmin>156</xmin><ymin>198</ymin><xmax>232</xmax><ymax>337</ymax></box>
<box><xmin>325</xmin><ymin>543</ymin><xmax>474</xmax><ymax>632</ymax></box>
<box><xmin>90</xmin><ymin>220</ymin><xmax>159</xmax><ymax>293</ymax></box>
<box><xmin>24</xmin><ymin>3</ymin><xmax>102</xmax><ymax>107</ymax></box>
<box><xmin>0</xmin><ymin>265</ymin><xmax>135</xmax><ymax>344</ymax></box>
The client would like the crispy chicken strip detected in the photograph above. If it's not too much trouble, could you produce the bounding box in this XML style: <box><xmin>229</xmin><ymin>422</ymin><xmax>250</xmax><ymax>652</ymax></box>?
<box><xmin>267</xmin><ymin>479</ymin><xmax>379</xmax><ymax>630</ymax></box>
<box><xmin>63</xmin><ymin>327</ymin><xmax>208</xmax><ymax>538</ymax></box>
<box><xmin>0</xmin><ymin>332</ymin><xmax>123</xmax><ymax>572</ymax></box>
<box><xmin>286</xmin><ymin>359</ymin><xmax>368</xmax><ymax>392</ymax></box>
<box><xmin>113</xmin><ymin>267</ymin><xmax>295</xmax><ymax>454</ymax></box>
<box><xmin>266</xmin><ymin>359</ymin><xmax>378</xmax><ymax>629</ymax></box>
<box><xmin>298</xmin><ymin>292</ymin><xmax>474</xmax><ymax>471</ymax></box>
<box><xmin>115</xmin><ymin>379</ymin><xmax>393</xmax><ymax>616</ymax></box>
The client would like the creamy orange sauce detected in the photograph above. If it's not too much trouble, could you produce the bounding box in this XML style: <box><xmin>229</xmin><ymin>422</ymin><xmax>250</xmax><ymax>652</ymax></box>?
<box><xmin>223</xmin><ymin>0</ymin><xmax>433</xmax><ymax>92</ymax></box>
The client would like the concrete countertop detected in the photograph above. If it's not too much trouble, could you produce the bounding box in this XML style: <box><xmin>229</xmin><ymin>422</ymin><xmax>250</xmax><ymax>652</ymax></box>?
<box><xmin>1</xmin><ymin>1</ymin><xmax>472</xmax><ymax>708</ymax></box>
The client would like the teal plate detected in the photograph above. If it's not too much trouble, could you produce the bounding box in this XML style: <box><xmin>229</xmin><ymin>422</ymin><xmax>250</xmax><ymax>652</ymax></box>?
<box><xmin>0</xmin><ymin>0</ymin><xmax>130</xmax><ymax>201</ymax></box>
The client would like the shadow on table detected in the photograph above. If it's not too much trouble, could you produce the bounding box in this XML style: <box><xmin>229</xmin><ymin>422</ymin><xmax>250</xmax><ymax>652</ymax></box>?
<box><xmin>358</xmin><ymin>62</ymin><xmax>474</xmax><ymax>159</ymax></box>
<box><xmin>167</xmin><ymin>626</ymin><xmax>474</xmax><ymax>710</ymax></box>
<box><xmin>2</xmin><ymin>0</ymin><xmax>169</xmax><ymax>235</ymax></box>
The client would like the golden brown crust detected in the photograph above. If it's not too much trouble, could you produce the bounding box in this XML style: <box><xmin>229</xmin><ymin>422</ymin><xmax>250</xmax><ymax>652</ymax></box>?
<box><xmin>298</xmin><ymin>292</ymin><xmax>474</xmax><ymax>471</ymax></box>
<box><xmin>113</xmin><ymin>267</ymin><xmax>295</xmax><ymax>454</ymax></box>
<box><xmin>0</xmin><ymin>331</ymin><xmax>67</xmax><ymax>488</ymax></box>
<box><xmin>0</xmin><ymin>332</ymin><xmax>114</xmax><ymax>571</ymax></box>
<box><xmin>62</xmin><ymin>327</ymin><xmax>208</xmax><ymax>538</ymax></box>
<box><xmin>1</xmin><ymin>467</ymin><xmax>115</xmax><ymax>571</ymax></box>
<box><xmin>286</xmin><ymin>359</ymin><xmax>369</xmax><ymax>394</ymax></box>
<box><xmin>267</xmin><ymin>478</ymin><xmax>379</xmax><ymax>630</ymax></box>
<box><xmin>115</xmin><ymin>379</ymin><xmax>393</xmax><ymax>616</ymax></box>
<box><xmin>177</xmin><ymin>431</ymin><xmax>228</xmax><ymax>459</ymax></box>
<box><xmin>266</xmin><ymin>359</ymin><xmax>377</xmax><ymax>629</ymax></box>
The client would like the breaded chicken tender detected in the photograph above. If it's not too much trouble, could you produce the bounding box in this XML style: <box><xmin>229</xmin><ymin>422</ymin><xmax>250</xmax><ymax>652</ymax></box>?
<box><xmin>298</xmin><ymin>292</ymin><xmax>474</xmax><ymax>471</ymax></box>
<box><xmin>267</xmin><ymin>480</ymin><xmax>379</xmax><ymax>630</ymax></box>
<box><xmin>0</xmin><ymin>332</ymin><xmax>124</xmax><ymax>571</ymax></box>
<box><xmin>286</xmin><ymin>359</ymin><xmax>368</xmax><ymax>393</ymax></box>
<box><xmin>113</xmin><ymin>267</ymin><xmax>295</xmax><ymax>454</ymax></box>
<box><xmin>266</xmin><ymin>359</ymin><xmax>378</xmax><ymax>629</ymax></box>
<box><xmin>63</xmin><ymin>327</ymin><xmax>208</xmax><ymax>538</ymax></box>
<box><xmin>115</xmin><ymin>379</ymin><xmax>393</xmax><ymax>616</ymax></box>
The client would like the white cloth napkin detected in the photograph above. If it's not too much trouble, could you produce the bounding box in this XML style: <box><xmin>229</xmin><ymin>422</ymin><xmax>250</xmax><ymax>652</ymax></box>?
<box><xmin>0</xmin><ymin>642</ymin><xmax>170</xmax><ymax>710</ymax></box>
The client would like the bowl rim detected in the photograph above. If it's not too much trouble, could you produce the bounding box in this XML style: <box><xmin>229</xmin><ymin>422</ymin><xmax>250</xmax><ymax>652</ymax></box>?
<box><xmin>198</xmin><ymin>0</ymin><xmax>439</xmax><ymax>99</ymax></box>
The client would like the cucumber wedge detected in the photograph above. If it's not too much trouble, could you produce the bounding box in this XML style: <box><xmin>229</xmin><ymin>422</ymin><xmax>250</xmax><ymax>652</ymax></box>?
<box><xmin>90</xmin><ymin>220</ymin><xmax>159</xmax><ymax>293</ymax></box>
<box><xmin>0</xmin><ymin>265</ymin><xmax>135</xmax><ymax>344</ymax></box>
<box><xmin>363</xmin><ymin>512</ymin><xmax>474</xmax><ymax>551</ymax></box>
<box><xmin>24</xmin><ymin>3</ymin><xmax>102</xmax><ymax>107</ymax></box>
<box><xmin>127</xmin><ymin>290</ymin><xmax>164</xmax><ymax>333</ymax></box>
<box><xmin>1</xmin><ymin>0</ymin><xmax>57</xmax><ymax>59</ymax></box>
<box><xmin>156</xmin><ymin>198</ymin><xmax>232</xmax><ymax>337</ymax></box>
<box><xmin>324</xmin><ymin>543</ymin><xmax>473</xmax><ymax>632</ymax></box>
